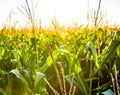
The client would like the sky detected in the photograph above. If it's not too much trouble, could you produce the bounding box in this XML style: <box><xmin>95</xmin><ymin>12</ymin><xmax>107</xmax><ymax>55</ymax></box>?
<box><xmin>0</xmin><ymin>0</ymin><xmax>120</xmax><ymax>29</ymax></box>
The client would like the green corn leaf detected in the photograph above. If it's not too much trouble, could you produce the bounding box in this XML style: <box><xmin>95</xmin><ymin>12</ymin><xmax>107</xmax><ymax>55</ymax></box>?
<box><xmin>116</xmin><ymin>31</ymin><xmax>120</xmax><ymax>40</ymax></box>
<box><xmin>9</xmin><ymin>69</ymin><xmax>28</xmax><ymax>88</ymax></box>
<box><xmin>11</xmin><ymin>50</ymin><xmax>21</xmax><ymax>61</ymax></box>
<box><xmin>100</xmin><ymin>40</ymin><xmax>120</xmax><ymax>65</ymax></box>
<box><xmin>87</xmin><ymin>41</ymin><xmax>99</xmax><ymax>75</ymax></box>
<box><xmin>65</xmin><ymin>73</ymin><xmax>89</xmax><ymax>95</ymax></box>
<box><xmin>40</xmin><ymin>49</ymin><xmax>68</xmax><ymax>73</ymax></box>
<box><xmin>96</xmin><ymin>89</ymin><xmax>114</xmax><ymax>95</ymax></box>
<box><xmin>0</xmin><ymin>88</ymin><xmax>8</xmax><ymax>95</ymax></box>
<box><xmin>40</xmin><ymin>50</ymin><xmax>60</xmax><ymax>73</ymax></box>
<box><xmin>34</xmin><ymin>72</ymin><xmax>45</xmax><ymax>89</ymax></box>
<box><xmin>87</xmin><ymin>41</ymin><xmax>98</xmax><ymax>67</ymax></box>
<box><xmin>74</xmin><ymin>63</ymin><xmax>81</xmax><ymax>73</ymax></box>
<box><xmin>93</xmin><ymin>82</ymin><xmax>110</xmax><ymax>91</ymax></box>
<box><xmin>0</xmin><ymin>47</ymin><xmax>5</xmax><ymax>60</ymax></box>
<box><xmin>23</xmin><ymin>70</ymin><xmax>31</xmax><ymax>79</ymax></box>
<box><xmin>94</xmin><ymin>40</ymin><xmax>120</xmax><ymax>75</ymax></box>
<box><xmin>117</xmin><ymin>45</ymin><xmax>120</xmax><ymax>57</ymax></box>
<box><xmin>75</xmin><ymin>73</ymin><xmax>89</xmax><ymax>95</ymax></box>
<box><xmin>101</xmin><ymin>89</ymin><xmax>114</xmax><ymax>95</ymax></box>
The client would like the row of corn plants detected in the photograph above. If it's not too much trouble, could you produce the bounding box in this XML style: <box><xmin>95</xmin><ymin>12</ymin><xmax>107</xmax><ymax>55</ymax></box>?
<box><xmin>0</xmin><ymin>27</ymin><xmax>120</xmax><ymax>95</ymax></box>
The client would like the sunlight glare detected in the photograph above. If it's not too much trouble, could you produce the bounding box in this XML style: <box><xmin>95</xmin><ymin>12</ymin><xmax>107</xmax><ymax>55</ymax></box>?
<box><xmin>36</xmin><ymin>0</ymin><xmax>88</xmax><ymax>27</ymax></box>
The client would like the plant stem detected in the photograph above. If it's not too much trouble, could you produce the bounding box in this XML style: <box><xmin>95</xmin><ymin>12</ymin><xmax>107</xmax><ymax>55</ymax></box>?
<box><xmin>89</xmin><ymin>56</ymin><xmax>93</xmax><ymax>95</ymax></box>
<box><xmin>46</xmin><ymin>38</ymin><xmax>64</xmax><ymax>95</ymax></box>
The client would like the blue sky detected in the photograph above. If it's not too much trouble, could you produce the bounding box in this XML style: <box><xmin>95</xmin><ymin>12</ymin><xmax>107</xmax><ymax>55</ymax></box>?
<box><xmin>0</xmin><ymin>0</ymin><xmax>120</xmax><ymax>29</ymax></box>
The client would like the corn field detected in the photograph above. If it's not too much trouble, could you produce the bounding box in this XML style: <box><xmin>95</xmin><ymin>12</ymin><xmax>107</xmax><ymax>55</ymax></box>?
<box><xmin>0</xmin><ymin>27</ymin><xmax>120</xmax><ymax>95</ymax></box>
<box><xmin>0</xmin><ymin>0</ymin><xmax>120</xmax><ymax>95</ymax></box>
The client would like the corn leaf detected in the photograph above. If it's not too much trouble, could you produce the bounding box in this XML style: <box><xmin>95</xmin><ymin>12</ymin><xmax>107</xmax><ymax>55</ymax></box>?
<box><xmin>9</xmin><ymin>69</ymin><xmax>28</xmax><ymax>88</ymax></box>
<box><xmin>0</xmin><ymin>88</ymin><xmax>7</xmax><ymax>95</ymax></box>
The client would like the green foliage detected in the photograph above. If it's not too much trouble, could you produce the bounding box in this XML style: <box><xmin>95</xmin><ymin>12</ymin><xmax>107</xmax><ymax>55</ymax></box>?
<box><xmin>65</xmin><ymin>73</ymin><xmax>89</xmax><ymax>95</ymax></box>
<box><xmin>0</xmin><ymin>28</ymin><xmax>120</xmax><ymax>95</ymax></box>
<box><xmin>0</xmin><ymin>88</ymin><xmax>8</xmax><ymax>95</ymax></box>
